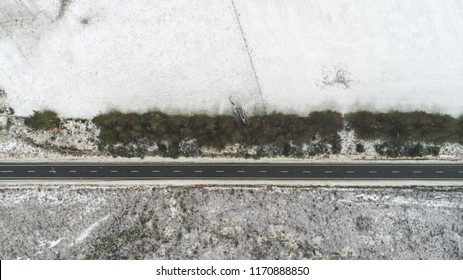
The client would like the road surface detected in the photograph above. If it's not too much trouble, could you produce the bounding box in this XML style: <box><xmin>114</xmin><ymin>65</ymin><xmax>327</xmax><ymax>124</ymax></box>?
<box><xmin>1</xmin><ymin>163</ymin><xmax>463</xmax><ymax>180</ymax></box>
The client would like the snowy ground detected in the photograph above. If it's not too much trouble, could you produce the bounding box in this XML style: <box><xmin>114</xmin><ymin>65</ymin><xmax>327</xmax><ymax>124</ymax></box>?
<box><xmin>0</xmin><ymin>0</ymin><xmax>264</xmax><ymax>118</ymax></box>
<box><xmin>1</xmin><ymin>184</ymin><xmax>462</xmax><ymax>259</ymax></box>
<box><xmin>235</xmin><ymin>0</ymin><xmax>463</xmax><ymax>115</ymax></box>
<box><xmin>2</xmin><ymin>0</ymin><xmax>463</xmax><ymax>118</ymax></box>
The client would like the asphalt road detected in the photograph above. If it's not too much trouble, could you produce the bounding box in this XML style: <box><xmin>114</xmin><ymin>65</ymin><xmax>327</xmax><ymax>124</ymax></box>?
<box><xmin>1</xmin><ymin>163</ymin><xmax>463</xmax><ymax>180</ymax></box>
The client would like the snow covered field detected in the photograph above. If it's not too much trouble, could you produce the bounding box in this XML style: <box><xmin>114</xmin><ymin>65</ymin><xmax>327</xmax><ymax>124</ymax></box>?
<box><xmin>235</xmin><ymin>0</ymin><xmax>463</xmax><ymax>115</ymax></box>
<box><xmin>0</xmin><ymin>0</ymin><xmax>263</xmax><ymax>117</ymax></box>
<box><xmin>1</xmin><ymin>0</ymin><xmax>463</xmax><ymax>118</ymax></box>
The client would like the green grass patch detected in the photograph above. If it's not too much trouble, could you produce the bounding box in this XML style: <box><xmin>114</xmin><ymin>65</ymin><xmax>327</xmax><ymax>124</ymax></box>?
<box><xmin>24</xmin><ymin>110</ymin><xmax>60</xmax><ymax>131</ymax></box>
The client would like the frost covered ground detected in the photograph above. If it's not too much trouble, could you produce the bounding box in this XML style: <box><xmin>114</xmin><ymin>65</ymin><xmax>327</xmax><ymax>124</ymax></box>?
<box><xmin>1</xmin><ymin>184</ymin><xmax>462</xmax><ymax>259</ymax></box>
<box><xmin>1</xmin><ymin>0</ymin><xmax>463</xmax><ymax>118</ymax></box>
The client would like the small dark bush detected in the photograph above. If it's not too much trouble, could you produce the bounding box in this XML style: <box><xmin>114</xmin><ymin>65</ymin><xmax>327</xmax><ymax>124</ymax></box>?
<box><xmin>167</xmin><ymin>141</ymin><xmax>181</xmax><ymax>159</ymax></box>
<box><xmin>24</xmin><ymin>110</ymin><xmax>60</xmax><ymax>131</ymax></box>
<box><xmin>374</xmin><ymin>142</ymin><xmax>403</xmax><ymax>157</ymax></box>
<box><xmin>355</xmin><ymin>143</ymin><xmax>365</xmax><ymax>153</ymax></box>
<box><xmin>406</xmin><ymin>142</ymin><xmax>426</xmax><ymax>157</ymax></box>
<box><xmin>330</xmin><ymin>133</ymin><xmax>342</xmax><ymax>154</ymax></box>
<box><xmin>426</xmin><ymin>145</ymin><xmax>441</xmax><ymax>156</ymax></box>
<box><xmin>157</xmin><ymin>142</ymin><xmax>168</xmax><ymax>157</ymax></box>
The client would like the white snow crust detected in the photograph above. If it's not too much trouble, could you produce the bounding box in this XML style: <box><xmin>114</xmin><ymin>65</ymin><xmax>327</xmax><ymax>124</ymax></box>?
<box><xmin>234</xmin><ymin>0</ymin><xmax>463</xmax><ymax>115</ymax></box>
<box><xmin>1</xmin><ymin>0</ymin><xmax>463</xmax><ymax>117</ymax></box>
<box><xmin>1</xmin><ymin>0</ymin><xmax>263</xmax><ymax>118</ymax></box>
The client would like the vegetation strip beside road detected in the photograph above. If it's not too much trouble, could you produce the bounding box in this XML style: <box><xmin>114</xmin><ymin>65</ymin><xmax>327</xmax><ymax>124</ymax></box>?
<box><xmin>23</xmin><ymin>110</ymin><xmax>463</xmax><ymax>158</ymax></box>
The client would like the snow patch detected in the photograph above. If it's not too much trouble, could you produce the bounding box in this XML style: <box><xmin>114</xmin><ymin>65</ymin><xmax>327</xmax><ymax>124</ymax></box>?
<box><xmin>75</xmin><ymin>214</ymin><xmax>109</xmax><ymax>243</ymax></box>
<box><xmin>47</xmin><ymin>237</ymin><xmax>63</xmax><ymax>248</ymax></box>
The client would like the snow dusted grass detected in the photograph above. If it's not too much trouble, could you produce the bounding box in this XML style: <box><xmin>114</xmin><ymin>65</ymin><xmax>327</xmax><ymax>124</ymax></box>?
<box><xmin>1</xmin><ymin>117</ymin><xmax>101</xmax><ymax>158</ymax></box>
<box><xmin>1</xmin><ymin>184</ymin><xmax>463</xmax><ymax>259</ymax></box>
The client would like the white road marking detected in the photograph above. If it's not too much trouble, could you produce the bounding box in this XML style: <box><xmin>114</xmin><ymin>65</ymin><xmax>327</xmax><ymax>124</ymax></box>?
<box><xmin>3</xmin><ymin>165</ymin><xmax>461</xmax><ymax>179</ymax></box>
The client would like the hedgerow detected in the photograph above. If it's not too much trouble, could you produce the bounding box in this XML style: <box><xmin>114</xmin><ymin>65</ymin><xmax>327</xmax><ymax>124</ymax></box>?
<box><xmin>91</xmin><ymin>109</ymin><xmax>462</xmax><ymax>158</ymax></box>
<box><xmin>345</xmin><ymin>110</ymin><xmax>459</xmax><ymax>144</ymax></box>
<box><xmin>92</xmin><ymin>110</ymin><xmax>343</xmax><ymax>157</ymax></box>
